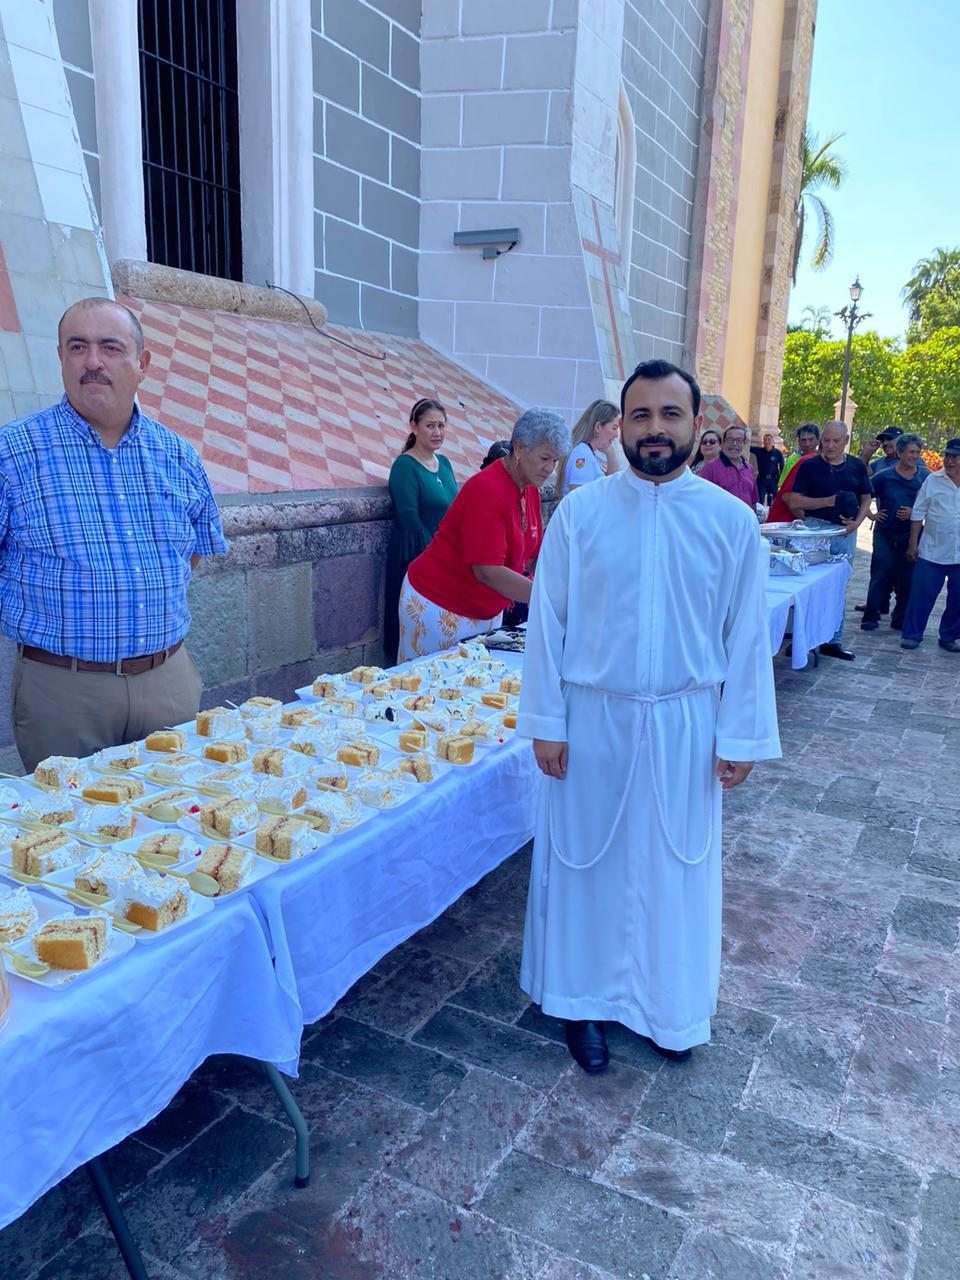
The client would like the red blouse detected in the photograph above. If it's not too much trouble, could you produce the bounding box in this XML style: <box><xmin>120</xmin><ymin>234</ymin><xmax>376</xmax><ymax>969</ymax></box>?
<box><xmin>407</xmin><ymin>459</ymin><xmax>542</xmax><ymax>619</ymax></box>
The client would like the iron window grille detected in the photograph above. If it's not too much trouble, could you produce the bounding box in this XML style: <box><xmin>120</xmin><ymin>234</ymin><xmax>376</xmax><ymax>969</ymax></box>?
<box><xmin>138</xmin><ymin>0</ymin><xmax>242</xmax><ymax>281</ymax></box>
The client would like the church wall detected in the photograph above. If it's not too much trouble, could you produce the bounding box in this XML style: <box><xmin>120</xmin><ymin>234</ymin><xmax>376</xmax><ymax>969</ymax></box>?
<box><xmin>311</xmin><ymin>0</ymin><xmax>421</xmax><ymax>337</ymax></box>
<box><xmin>621</xmin><ymin>0</ymin><xmax>710</xmax><ymax>365</ymax></box>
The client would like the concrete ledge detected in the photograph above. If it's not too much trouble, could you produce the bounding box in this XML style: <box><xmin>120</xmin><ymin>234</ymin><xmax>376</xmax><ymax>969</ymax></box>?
<box><xmin>111</xmin><ymin>260</ymin><xmax>328</xmax><ymax>328</ymax></box>
<box><xmin>218</xmin><ymin>487</ymin><xmax>393</xmax><ymax>537</ymax></box>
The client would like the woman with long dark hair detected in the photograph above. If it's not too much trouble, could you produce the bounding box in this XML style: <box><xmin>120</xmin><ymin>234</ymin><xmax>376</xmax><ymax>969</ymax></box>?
<box><xmin>383</xmin><ymin>398</ymin><xmax>458</xmax><ymax>663</ymax></box>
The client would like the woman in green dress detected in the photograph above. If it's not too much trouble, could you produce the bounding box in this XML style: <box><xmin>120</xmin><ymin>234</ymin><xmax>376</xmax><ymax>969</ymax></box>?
<box><xmin>383</xmin><ymin>398</ymin><xmax>458</xmax><ymax>663</ymax></box>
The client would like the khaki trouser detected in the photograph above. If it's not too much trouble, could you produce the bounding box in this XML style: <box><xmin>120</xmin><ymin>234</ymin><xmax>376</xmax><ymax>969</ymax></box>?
<box><xmin>12</xmin><ymin>645</ymin><xmax>203</xmax><ymax>773</ymax></box>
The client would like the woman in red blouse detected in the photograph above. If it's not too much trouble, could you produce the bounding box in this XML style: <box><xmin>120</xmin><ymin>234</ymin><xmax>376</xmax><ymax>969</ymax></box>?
<box><xmin>398</xmin><ymin>408</ymin><xmax>570</xmax><ymax>659</ymax></box>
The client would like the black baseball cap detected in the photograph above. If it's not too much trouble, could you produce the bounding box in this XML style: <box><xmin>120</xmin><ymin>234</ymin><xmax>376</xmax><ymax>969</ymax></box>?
<box><xmin>877</xmin><ymin>428</ymin><xmax>902</xmax><ymax>441</ymax></box>
<box><xmin>944</xmin><ymin>438</ymin><xmax>960</xmax><ymax>455</ymax></box>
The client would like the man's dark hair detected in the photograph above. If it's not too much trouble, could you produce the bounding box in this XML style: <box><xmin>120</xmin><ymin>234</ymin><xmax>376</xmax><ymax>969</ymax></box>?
<box><xmin>58</xmin><ymin>296</ymin><xmax>145</xmax><ymax>354</ymax></box>
<box><xmin>620</xmin><ymin>359</ymin><xmax>701</xmax><ymax>417</ymax></box>
<box><xmin>797</xmin><ymin>422</ymin><xmax>820</xmax><ymax>440</ymax></box>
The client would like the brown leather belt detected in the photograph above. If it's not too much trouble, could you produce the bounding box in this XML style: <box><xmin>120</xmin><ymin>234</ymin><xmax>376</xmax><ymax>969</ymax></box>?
<box><xmin>19</xmin><ymin>639</ymin><xmax>184</xmax><ymax>676</ymax></box>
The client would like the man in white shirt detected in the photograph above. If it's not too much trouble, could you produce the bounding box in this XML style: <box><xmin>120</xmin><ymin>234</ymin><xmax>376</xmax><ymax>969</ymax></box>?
<box><xmin>901</xmin><ymin>438</ymin><xmax>960</xmax><ymax>652</ymax></box>
<box><xmin>517</xmin><ymin>359</ymin><xmax>780</xmax><ymax>1074</ymax></box>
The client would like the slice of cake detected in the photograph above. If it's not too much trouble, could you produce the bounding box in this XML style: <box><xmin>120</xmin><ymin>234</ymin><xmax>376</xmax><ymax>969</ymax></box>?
<box><xmin>196</xmin><ymin>706</ymin><xmax>242</xmax><ymax>738</ymax></box>
<box><xmin>195</xmin><ymin>843</ymin><xmax>253</xmax><ymax>895</ymax></box>
<box><xmin>311</xmin><ymin>675</ymin><xmax>343</xmax><ymax>697</ymax></box>
<box><xmin>437</xmin><ymin>686</ymin><xmax>465</xmax><ymax>701</ymax></box>
<box><xmin>144</xmin><ymin>730</ymin><xmax>187</xmax><ymax>753</ymax></box>
<box><xmin>388</xmin><ymin>672</ymin><xmax>422</xmax><ymax>692</ymax></box>
<box><xmin>136</xmin><ymin>832</ymin><xmax>187</xmax><ymax>861</ymax></box>
<box><xmin>362</xmin><ymin>701</ymin><xmax>403</xmax><ymax>727</ymax></box>
<box><xmin>144</xmin><ymin>756</ymin><xmax>208</xmax><ymax>787</ymax></box>
<box><xmin>499</xmin><ymin>674</ymin><xmax>522</xmax><ymax>696</ymax></box>
<box><xmin>336</xmin><ymin>739</ymin><xmax>381</xmax><ymax>768</ymax></box>
<box><xmin>74</xmin><ymin>849</ymin><xmax>138</xmax><ymax>895</ymax></box>
<box><xmin>136</xmin><ymin>789</ymin><xmax>200</xmax><ymax>822</ymax></box>
<box><xmin>20</xmin><ymin>790</ymin><xmax>76</xmax><ymax>827</ymax></box>
<box><xmin>34</xmin><ymin>755</ymin><xmax>88</xmax><ymax>791</ymax></box>
<box><xmin>35</xmin><ymin>914</ymin><xmax>109</xmax><ymax>970</ymax></box>
<box><xmin>302</xmin><ymin>791</ymin><xmax>361</xmax><ymax>834</ymax></box>
<box><xmin>412</xmin><ymin>709</ymin><xmax>453</xmax><ymax>735</ymax></box>
<box><xmin>0</xmin><ymin>885</ymin><xmax>39</xmax><ymax>942</ymax></box>
<box><xmin>393</xmin><ymin>754</ymin><xmax>434</xmax><ymax>783</ymax></box>
<box><xmin>312</xmin><ymin>763</ymin><xmax>349</xmax><ymax>791</ymax></box>
<box><xmin>398</xmin><ymin>729</ymin><xmax>428</xmax><ymax>753</ymax></box>
<box><xmin>255</xmin><ymin>815</ymin><xmax>315</xmax><ymax>860</ymax></box>
<box><xmin>202</xmin><ymin>767</ymin><xmax>258</xmax><ymax>797</ymax></box>
<box><xmin>479</xmin><ymin>691</ymin><xmax>509</xmax><ymax>710</ymax></box>
<box><xmin>242</xmin><ymin>696</ymin><xmax>282</xmax><ymax>716</ymax></box>
<box><xmin>202</xmin><ymin>740</ymin><xmax>249</xmax><ymax>765</ymax></box>
<box><xmin>73</xmin><ymin>803</ymin><xmax>137</xmax><ymax>841</ymax></box>
<box><xmin>436</xmin><ymin>734</ymin><xmax>475</xmax><ymax>765</ymax></box>
<box><xmin>317</xmin><ymin>696</ymin><xmax>358</xmax><ymax>717</ymax></box>
<box><xmin>403</xmin><ymin>694</ymin><xmax>435</xmax><ymax>712</ymax></box>
<box><xmin>354</xmin><ymin>771</ymin><xmax>401</xmax><ymax>808</ymax></box>
<box><xmin>280</xmin><ymin>705</ymin><xmax>318</xmax><ymax>729</ymax></box>
<box><xmin>288</xmin><ymin>726</ymin><xmax>338</xmax><ymax>758</ymax></box>
<box><xmin>252</xmin><ymin>747</ymin><xmax>306</xmax><ymax>777</ymax></box>
<box><xmin>348</xmin><ymin>665</ymin><xmax>384</xmax><ymax>684</ymax></box>
<box><xmin>460</xmin><ymin>718</ymin><xmax>494</xmax><ymax>741</ymax></box>
<box><xmin>502</xmin><ymin>711</ymin><xmax>518</xmax><ymax>730</ymax></box>
<box><xmin>12</xmin><ymin>827</ymin><xmax>81</xmax><ymax>877</ymax></box>
<box><xmin>112</xmin><ymin>870</ymin><xmax>189</xmax><ymax>931</ymax></box>
<box><xmin>463</xmin><ymin>668</ymin><xmax>492</xmax><ymax>689</ymax></box>
<box><xmin>200</xmin><ymin>797</ymin><xmax>258</xmax><ymax>838</ymax></box>
<box><xmin>457</xmin><ymin>640</ymin><xmax>487</xmax><ymax>660</ymax></box>
<box><xmin>82</xmin><ymin>775</ymin><xmax>145</xmax><ymax>805</ymax></box>
<box><xmin>91</xmin><ymin>743</ymin><xmax>142</xmax><ymax>772</ymax></box>
<box><xmin>253</xmin><ymin>776</ymin><xmax>308</xmax><ymax>812</ymax></box>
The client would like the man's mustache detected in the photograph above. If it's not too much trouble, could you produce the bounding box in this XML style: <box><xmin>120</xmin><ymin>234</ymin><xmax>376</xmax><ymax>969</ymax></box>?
<box><xmin>639</xmin><ymin>436</ymin><xmax>672</xmax><ymax>446</ymax></box>
<box><xmin>80</xmin><ymin>372</ymin><xmax>111</xmax><ymax>385</ymax></box>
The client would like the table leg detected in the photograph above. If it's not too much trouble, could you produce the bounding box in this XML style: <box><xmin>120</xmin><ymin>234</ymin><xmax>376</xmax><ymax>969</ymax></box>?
<box><xmin>258</xmin><ymin>1060</ymin><xmax>311</xmax><ymax>1187</ymax></box>
<box><xmin>86</xmin><ymin>1157</ymin><xmax>149</xmax><ymax>1280</ymax></box>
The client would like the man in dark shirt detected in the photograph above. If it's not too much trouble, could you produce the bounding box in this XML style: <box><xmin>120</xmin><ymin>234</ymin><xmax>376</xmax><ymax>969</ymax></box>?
<box><xmin>862</xmin><ymin>434</ymin><xmax>927</xmax><ymax>632</ymax></box>
<box><xmin>859</xmin><ymin>427</ymin><xmax>903</xmax><ymax>478</ymax></box>
<box><xmin>787</xmin><ymin>421</ymin><xmax>872</xmax><ymax>660</ymax></box>
<box><xmin>750</xmin><ymin>432</ymin><xmax>785</xmax><ymax>505</ymax></box>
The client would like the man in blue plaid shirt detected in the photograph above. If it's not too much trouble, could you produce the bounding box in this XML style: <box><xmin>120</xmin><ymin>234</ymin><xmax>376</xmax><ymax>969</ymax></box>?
<box><xmin>0</xmin><ymin>297</ymin><xmax>228</xmax><ymax>771</ymax></box>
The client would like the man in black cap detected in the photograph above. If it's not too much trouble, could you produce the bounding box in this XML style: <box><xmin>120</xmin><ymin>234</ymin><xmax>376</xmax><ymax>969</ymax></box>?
<box><xmin>859</xmin><ymin>427</ymin><xmax>903</xmax><ymax>477</ymax></box>
<box><xmin>786</xmin><ymin>421</ymin><xmax>872</xmax><ymax>660</ymax></box>
<box><xmin>902</xmin><ymin>438</ymin><xmax>960</xmax><ymax>652</ymax></box>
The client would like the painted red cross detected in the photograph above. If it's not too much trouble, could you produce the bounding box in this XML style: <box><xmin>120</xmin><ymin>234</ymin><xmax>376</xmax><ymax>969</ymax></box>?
<box><xmin>580</xmin><ymin>198</ymin><xmax>625</xmax><ymax>378</ymax></box>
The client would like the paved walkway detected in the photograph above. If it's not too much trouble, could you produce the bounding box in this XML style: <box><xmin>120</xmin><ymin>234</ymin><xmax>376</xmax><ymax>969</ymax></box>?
<box><xmin>4</xmin><ymin>553</ymin><xmax>959</xmax><ymax>1280</ymax></box>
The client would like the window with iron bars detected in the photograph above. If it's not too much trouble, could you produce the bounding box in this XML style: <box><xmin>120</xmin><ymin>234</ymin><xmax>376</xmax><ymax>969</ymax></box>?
<box><xmin>138</xmin><ymin>0</ymin><xmax>242</xmax><ymax>281</ymax></box>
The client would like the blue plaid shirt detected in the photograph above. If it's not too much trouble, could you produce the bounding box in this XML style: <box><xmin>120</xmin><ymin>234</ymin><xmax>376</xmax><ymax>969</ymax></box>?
<box><xmin>0</xmin><ymin>396</ymin><xmax>228</xmax><ymax>661</ymax></box>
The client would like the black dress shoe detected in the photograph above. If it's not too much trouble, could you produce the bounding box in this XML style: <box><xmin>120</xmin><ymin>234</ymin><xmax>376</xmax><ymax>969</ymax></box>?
<box><xmin>564</xmin><ymin>1020</ymin><xmax>609</xmax><ymax>1074</ymax></box>
<box><xmin>860</xmin><ymin>620</ymin><xmax>878</xmax><ymax>631</ymax></box>
<box><xmin>646</xmin><ymin>1039</ymin><xmax>692</xmax><ymax>1063</ymax></box>
<box><xmin>940</xmin><ymin>639</ymin><xmax>960</xmax><ymax>653</ymax></box>
<box><xmin>818</xmin><ymin>643</ymin><xmax>855</xmax><ymax>661</ymax></box>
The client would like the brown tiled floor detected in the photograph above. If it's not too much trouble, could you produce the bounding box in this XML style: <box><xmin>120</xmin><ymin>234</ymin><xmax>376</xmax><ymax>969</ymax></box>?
<box><xmin>4</xmin><ymin>552</ymin><xmax>959</xmax><ymax>1279</ymax></box>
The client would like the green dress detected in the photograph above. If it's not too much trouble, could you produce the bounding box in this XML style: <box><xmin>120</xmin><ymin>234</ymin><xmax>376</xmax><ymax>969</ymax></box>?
<box><xmin>383</xmin><ymin>452</ymin><xmax>458</xmax><ymax>661</ymax></box>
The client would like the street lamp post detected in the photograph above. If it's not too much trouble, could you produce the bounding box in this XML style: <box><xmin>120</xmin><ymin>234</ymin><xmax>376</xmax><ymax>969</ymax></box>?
<box><xmin>834</xmin><ymin>276</ymin><xmax>872</xmax><ymax>423</ymax></box>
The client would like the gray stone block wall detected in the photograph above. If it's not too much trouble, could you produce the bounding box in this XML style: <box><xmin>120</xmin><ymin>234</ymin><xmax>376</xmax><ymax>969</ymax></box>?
<box><xmin>312</xmin><ymin>0</ymin><xmax>421</xmax><ymax>336</ymax></box>
<box><xmin>622</xmin><ymin>0</ymin><xmax>709</xmax><ymax>364</ymax></box>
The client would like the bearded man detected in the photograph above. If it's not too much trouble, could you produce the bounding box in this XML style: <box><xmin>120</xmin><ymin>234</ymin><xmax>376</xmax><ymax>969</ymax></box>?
<box><xmin>517</xmin><ymin>359</ymin><xmax>781</xmax><ymax>1074</ymax></box>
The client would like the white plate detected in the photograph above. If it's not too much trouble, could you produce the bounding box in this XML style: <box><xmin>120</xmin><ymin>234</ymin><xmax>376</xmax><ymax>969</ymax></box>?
<box><xmin>62</xmin><ymin>809</ymin><xmax>165</xmax><ymax>846</ymax></box>
<box><xmin>2</xmin><ymin>890</ymin><xmax>135</xmax><ymax>987</ymax></box>
<box><xmin>171</xmin><ymin>838</ymin><xmax>280</xmax><ymax>896</ymax></box>
<box><xmin>464</xmin><ymin>690</ymin><xmax>517</xmax><ymax>712</ymax></box>
<box><xmin>301</xmin><ymin>798</ymin><xmax>380</xmax><ymax>836</ymax></box>
<box><xmin>126</xmin><ymin>882</ymin><xmax>215</xmax><ymax>943</ymax></box>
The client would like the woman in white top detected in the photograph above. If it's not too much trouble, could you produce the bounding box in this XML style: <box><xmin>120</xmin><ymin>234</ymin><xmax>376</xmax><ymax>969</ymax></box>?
<box><xmin>557</xmin><ymin>399</ymin><xmax>620</xmax><ymax>498</ymax></box>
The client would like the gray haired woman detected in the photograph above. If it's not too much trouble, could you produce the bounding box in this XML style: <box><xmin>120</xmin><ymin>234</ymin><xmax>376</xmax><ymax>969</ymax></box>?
<box><xmin>862</xmin><ymin>431</ymin><xmax>927</xmax><ymax>632</ymax></box>
<box><xmin>398</xmin><ymin>408</ymin><xmax>570</xmax><ymax>660</ymax></box>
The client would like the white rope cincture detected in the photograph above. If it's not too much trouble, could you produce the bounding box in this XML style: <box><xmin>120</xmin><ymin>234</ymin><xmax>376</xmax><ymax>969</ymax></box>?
<box><xmin>546</xmin><ymin>682</ymin><xmax>719</xmax><ymax>872</ymax></box>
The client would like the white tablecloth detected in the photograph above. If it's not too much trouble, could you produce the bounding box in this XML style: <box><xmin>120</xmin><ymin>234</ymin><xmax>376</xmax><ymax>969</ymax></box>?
<box><xmin>251</xmin><ymin>696</ymin><xmax>539</xmax><ymax>1029</ymax></box>
<box><xmin>0</xmin><ymin>895</ymin><xmax>302</xmax><ymax>1230</ymax></box>
<box><xmin>766</xmin><ymin>559</ymin><xmax>853</xmax><ymax>668</ymax></box>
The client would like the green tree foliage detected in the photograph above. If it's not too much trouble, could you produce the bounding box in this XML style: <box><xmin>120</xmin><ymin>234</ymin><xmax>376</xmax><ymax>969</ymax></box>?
<box><xmin>902</xmin><ymin>246</ymin><xmax>960</xmax><ymax>324</ymax></box>
<box><xmin>909</xmin><ymin>268</ymin><xmax>960</xmax><ymax>342</ymax></box>
<box><xmin>779</xmin><ymin>327</ymin><xmax>960</xmax><ymax>450</ymax></box>
<box><xmin>793</xmin><ymin>128</ymin><xmax>847</xmax><ymax>284</ymax></box>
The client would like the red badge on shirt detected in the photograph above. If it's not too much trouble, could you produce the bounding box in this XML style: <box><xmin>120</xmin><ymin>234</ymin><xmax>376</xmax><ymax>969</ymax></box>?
<box><xmin>574</xmin><ymin>457</ymin><xmax>585</xmax><ymax>469</ymax></box>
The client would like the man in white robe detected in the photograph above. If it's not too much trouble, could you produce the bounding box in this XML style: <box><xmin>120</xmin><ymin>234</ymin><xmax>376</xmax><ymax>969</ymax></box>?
<box><xmin>517</xmin><ymin>360</ymin><xmax>781</xmax><ymax>1073</ymax></box>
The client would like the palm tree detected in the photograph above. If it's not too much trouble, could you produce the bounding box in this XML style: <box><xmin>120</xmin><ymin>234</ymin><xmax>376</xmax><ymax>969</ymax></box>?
<box><xmin>902</xmin><ymin>246</ymin><xmax>960</xmax><ymax>323</ymax></box>
<box><xmin>793</xmin><ymin>128</ymin><xmax>847</xmax><ymax>284</ymax></box>
<box><xmin>800</xmin><ymin>304</ymin><xmax>832</xmax><ymax>337</ymax></box>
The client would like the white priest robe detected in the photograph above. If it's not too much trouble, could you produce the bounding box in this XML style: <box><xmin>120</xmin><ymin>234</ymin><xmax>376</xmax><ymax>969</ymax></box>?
<box><xmin>517</xmin><ymin>466</ymin><xmax>781</xmax><ymax>1050</ymax></box>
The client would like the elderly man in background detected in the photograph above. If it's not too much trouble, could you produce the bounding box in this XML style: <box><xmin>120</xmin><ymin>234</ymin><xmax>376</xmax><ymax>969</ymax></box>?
<box><xmin>0</xmin><ymin>296</ymin><xmax>228</xmax><ymax>772</ymax></box>
<box><xmin>861</xmin><ymin>433</ymin><xmax>927</xmax><ymax>633</ymax></box>
<box><xmin>750</xmin><ymin>431</ymin><xmax>785</xmax><ymax>507</ymax></box>
<box><xmin>787</xmin><ymin>420</ymin><xmax>872</xmax><ymax>660</ymax></box>
<box><xmin>699</xmin><ymin>425</ymin><xmax>760</xmax><ymax>510</ymax></box>
<box><xmin>901</xmin><ymin>438</ymin><xmax>960</xmax><ymax>652</ymax></box>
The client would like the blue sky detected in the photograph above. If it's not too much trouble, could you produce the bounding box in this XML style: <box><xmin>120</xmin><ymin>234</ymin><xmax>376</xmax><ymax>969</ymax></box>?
<box><xmin>788</xmin><ymin>0</ymin><xmax>959</xmax><ymax>343</ymax></box>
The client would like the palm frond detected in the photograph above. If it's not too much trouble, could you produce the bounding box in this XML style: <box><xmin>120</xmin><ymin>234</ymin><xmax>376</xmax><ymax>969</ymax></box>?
<box><xmin>806</xmin><ymin>194</ymin><xmax>835</xmax><ymax>271</ymax></box>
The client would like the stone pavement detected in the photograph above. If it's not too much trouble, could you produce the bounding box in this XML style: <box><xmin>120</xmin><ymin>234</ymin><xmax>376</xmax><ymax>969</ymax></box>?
<box><xmin>4</xmin><ymin>552</ymin><xmax>959</xmax><ymax>1280</ymax></box>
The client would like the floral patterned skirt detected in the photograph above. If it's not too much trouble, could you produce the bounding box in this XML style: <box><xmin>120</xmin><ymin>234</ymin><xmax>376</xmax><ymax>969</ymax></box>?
<box><xmin>397</xmin><ymin>577</ymin><xmax>502</xmax><ymax>661</ymax></box>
